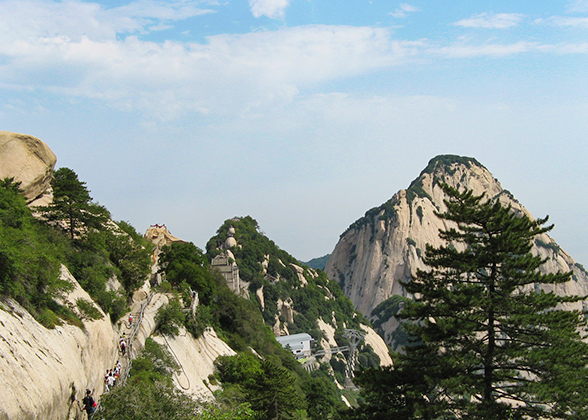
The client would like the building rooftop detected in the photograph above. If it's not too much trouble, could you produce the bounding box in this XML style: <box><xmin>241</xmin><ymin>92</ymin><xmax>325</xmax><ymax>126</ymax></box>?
<box><xmin>276</xmin><ymin>333</ymin><xmax>313</xmax><ymax>349</ymax></box>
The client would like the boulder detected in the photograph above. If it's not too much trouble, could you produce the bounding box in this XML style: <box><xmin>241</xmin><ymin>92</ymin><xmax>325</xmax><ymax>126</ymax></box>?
<box><xmin>0</xmin><ymin>131</ymin><xmax>56</xmax><ymax>204</ymax></box>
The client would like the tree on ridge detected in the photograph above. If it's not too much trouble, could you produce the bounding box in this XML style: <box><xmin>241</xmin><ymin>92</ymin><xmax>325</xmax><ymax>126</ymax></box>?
<box><xmin>42</xmin><ymin>167</ymin><xmax>109</xmax><ymax>239</ymax></box>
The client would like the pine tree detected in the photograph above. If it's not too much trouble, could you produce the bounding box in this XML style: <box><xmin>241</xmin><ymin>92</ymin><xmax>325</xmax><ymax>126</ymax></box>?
<box><xmin>42</xmin><ymin>167</ymin><xmax>109</xmax><ymax>239</ymax></box>
<box><xmin>349</xmin><ymin>184</ymin><xmax>588</xmax><ymax>420</ymax></box>
<box><xmin>248</xmin><ymin>360</ymin><xmax>305</xmax><ymax>420</ymax></box>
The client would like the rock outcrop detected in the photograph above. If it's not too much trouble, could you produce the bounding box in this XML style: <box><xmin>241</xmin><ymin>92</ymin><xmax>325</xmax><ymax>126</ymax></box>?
<box><xmin>152</xmin><ymin>328</ymin><xmax>236</xmax><ymax>400</ymax></box>
<box><xmin>144</xmin><ymin>224</ymin><xmax>183</xmax><ymax>253</ymax></box>
<box><xmin>0</xmin><ymin>131</ymin><xmax>56</xmax><ymax>206</ymax></box>
<box><xmin>326</xmin><ymin>155</ymin><xmax>588</xmax><ymax>347</ymax></box>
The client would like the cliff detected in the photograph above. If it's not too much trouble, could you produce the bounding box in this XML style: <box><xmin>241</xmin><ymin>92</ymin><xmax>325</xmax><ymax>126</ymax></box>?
<box><xmin>325</xmin><ymin>155</ymin><xmax>588</xmax><ymax>347</ymax></box>
<box><xmin>0</xmin><ymin>266</ymin><xmax>117</xmax><ymax>420</ymax></box>
<box><xmin>0</xmin><ymin>132</ymin><xmax>236</xmax><ymax>418</ymax></box>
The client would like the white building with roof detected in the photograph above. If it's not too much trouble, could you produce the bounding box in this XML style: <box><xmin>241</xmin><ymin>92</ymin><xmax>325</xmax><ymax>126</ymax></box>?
<box><xmin>275</xmin><ymin>333</ymin><xmax>314</xmax><ymax>359</ymax></box>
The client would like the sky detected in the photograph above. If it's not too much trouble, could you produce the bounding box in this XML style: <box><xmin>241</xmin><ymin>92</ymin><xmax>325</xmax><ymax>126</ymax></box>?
<box><xmin>1</xmin><ymin>0</ymin><xmax>588</xmax><ymax>264</ymax></box>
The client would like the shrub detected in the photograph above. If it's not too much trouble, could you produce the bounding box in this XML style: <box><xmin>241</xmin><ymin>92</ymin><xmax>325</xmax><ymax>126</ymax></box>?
<box><xmin>155</xmin><ymin>298</ymin><xmax>185</xmax><ymax>337</ymax></box>
<box><xmin>37</xmin><ymin>308</ymin><xmax>61</xmax><ymax>329</ymax></box>
<box><xmin>76</xmin><ymin>298</ymin><xmax>103</xmax><ymax>321</ymax></box>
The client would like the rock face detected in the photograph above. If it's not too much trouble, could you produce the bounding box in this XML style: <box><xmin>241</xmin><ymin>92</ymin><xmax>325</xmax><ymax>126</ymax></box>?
<box><xmin>152</xmin><ymin>328</ymin><xmax>236</xmax><ymax>400</ymax></box>
<box><xmin>0</xmin><ymin>131</ymin><xmax>56</xmax><ymax>205</ymax></box>
<box><xmin>325</xmin><ymin>155</ymin><xmax>588</xmax><ymax>347</ymax></box>
<box><xmin>0</xmin><ymin>266</ymin><xmax>117</xmax><ymax>420</ymax></box>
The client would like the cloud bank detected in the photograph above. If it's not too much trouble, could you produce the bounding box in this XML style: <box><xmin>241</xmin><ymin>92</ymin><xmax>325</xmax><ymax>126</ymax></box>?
<box><xmin>1</xmin><ymin>0</ymin><xmax>587</xmax><ymax>121</ymax></box>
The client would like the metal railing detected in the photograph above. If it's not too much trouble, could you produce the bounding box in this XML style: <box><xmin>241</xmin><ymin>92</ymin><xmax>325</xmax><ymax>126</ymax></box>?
<box><xmin>118</xmin><ymin>289</ymin><xmax>156</xmax><ymax>387</ymax></box>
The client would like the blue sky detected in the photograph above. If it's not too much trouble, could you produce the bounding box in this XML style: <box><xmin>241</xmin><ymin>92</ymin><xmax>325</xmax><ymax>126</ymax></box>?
<box><xmin>1</xmin><ymin>0</ymin><xmax>588</xmax><ymax>264</ymax></box>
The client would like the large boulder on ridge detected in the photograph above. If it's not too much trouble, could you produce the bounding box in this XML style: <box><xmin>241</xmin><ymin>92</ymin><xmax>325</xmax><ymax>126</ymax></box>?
<box><xmin>0</xmin><ymin>131</ymin><xmax>56</xmax><ymax>205</ymax></box>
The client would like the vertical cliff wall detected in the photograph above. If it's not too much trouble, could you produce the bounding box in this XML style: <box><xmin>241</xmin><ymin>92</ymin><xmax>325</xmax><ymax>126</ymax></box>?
<box><xmin>0</xmin><ymin>267</ymin><xmax>118</xmax><ymax>420</ymax></box>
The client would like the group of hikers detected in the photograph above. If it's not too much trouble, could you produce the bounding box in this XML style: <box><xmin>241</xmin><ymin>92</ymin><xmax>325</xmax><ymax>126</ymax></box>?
<box><xmin>79</xmin><ymin>314</ymin><xmax>135</xmax><ymax>417</ymax></box>
<box><xmin>104</xmin><ymin>360</ymin><xmax>123</xmax><ymax>392</ymax></box>
<box><xmin>79</xmin><ymin>357</ymin><xmax>126</xmax><ymax>416</ymax></box>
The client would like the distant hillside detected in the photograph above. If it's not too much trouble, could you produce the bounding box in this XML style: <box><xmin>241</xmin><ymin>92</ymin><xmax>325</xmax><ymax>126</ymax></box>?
<box><xmin>300</xmin><ymin>254</ymin><xmax>331</xmax><ymax>270</ymax></box>
<box><xmin>206</xmin><ymin>217</ymin><xmax>391</xmax><ymax>381</ymax></box>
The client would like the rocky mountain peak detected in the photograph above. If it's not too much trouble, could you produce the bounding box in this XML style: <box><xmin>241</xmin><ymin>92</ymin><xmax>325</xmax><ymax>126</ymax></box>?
<box><xmin>326</xmin><ymin>155</ymin><xmax>588</xmax><ymax>348</ymax></box>
<box><xmin>406</xmin><ymin>154</ymin><xmax>505</xmax><ymax>206</ymax></box>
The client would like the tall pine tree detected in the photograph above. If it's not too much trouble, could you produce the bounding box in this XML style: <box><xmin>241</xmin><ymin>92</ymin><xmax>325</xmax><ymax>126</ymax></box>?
<box><xmin>350</xmin><ymin>184</ymin><xmax>588</xmax><ymax>419</ymax></box>
<box><xmin>42</xmin><ymin>167</ymin><xmax>109</xmax><ymax>239</ymax></box>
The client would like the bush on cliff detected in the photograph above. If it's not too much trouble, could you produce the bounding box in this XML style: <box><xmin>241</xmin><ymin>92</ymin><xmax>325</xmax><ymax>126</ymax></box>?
<box><xmin>1</xmin><ymin>169</ymin><xmax>153</xmax><ymax>326</ymax></box>
<box><xmin>0</xmin><ymin>178</ymin><xmax>72</xmax><ymax>324</ymax></box>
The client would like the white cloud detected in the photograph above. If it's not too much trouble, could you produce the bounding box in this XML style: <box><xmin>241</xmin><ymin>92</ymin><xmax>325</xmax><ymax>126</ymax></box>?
<box><xmin>536</xmin><ymin>16</ymin><xmax>588</xmax><ymax>28</ymax></box>
<box><xmin>430</xmin><ymin>41</ymin><xmax>535</xmax><ymax>57</ymax></box>
<box><xmin>0</xmin><ymin>1</ymin><xmax>422</xmax><ymax>119</ymax></box>
<box><xmin>249</xmin><ymin>0</ymin><xmax>290</xmax><ymax>19</ymax></box>
<box><xmin>567</xmin><ymin>0</ymin><xmax>588</xmax><ymax>13</ymax></box>
<box><xmin>1</xmin><ymin>0</ymin><xmax>587</xmax><ymax>122</ymax></box>
<box><xmin>0</xmin><ymin>0</ymin><xmax>215</xmax><ymax>43</ymax></box>
<box><xmin>389</xmin><ymin>3</ymin><xmax>420</xmax><ymax>18</ymax></box>
<box><xmin>429</xmin><ymin>41</ymin><xmax>588</xmax><ymax>58</ymax></box>
<box><xmin>453</xmin><ymin>12</ymin><xmax>523</xmax><ymax>29</ymax></box>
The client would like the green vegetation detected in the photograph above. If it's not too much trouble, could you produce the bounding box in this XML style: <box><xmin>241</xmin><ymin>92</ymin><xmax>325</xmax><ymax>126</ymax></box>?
<box><xmin>536</xmin><ymin>238</ymin><xmax>561</xmax><ymax>254</ymax></box>
<box><xmin>415</xmin><ymin>206</ymin><xmax>423</xmax><ymax>223</ymax></box>
<box><xmin>215</xmin><ymin>352</ymin><xmax>344</xmax><ymax>420</ymax></box>
<box><xmin>63</xmin><ymin>220</ymin><xmax>152</xmax><ymax>319</ymax></box>
<box><xmin>341</xmin><ymin>198</ymin><xmax>399</xmax><ymax>238</ymax></box>
<box><xmin>201</xmin><ymin>216</ymin><xmax>386</xmax><ymax>416</ymax></box>
<box><xmin>216</xmin><ymin>354</ymin><xmax>305</xmax><ymax>420</ymax></box>
<box><xmin>0</xmin><ymin>178</ymin><xmax>72</xmax><ymax>324</ymax></box>
<box><xmin>206</xmin><ymin>217</ymin><xmax>369</xmax><ymax>339</ymax></box>
<box><xmin>370</xmin><ymin>296</ymin><xmax>413</xmax><ymax>352</ymax></box>
<box><xmin>99</xmin><ymin>338</ymin><xmax>256</xmax><ymax>420</ymax></box>
<box><xmin>418</xmin><ymin>154</ymin><xmax>484</xmax><ymax>178</ymax></box>
<box><xmin>155</xmin><ymin>297</ymin><xmax>186</xmax><ymax>336</ymax></box>
<box><xmin>76</xmin><ymin>298</ymin><xmax>103</xmax><ymax>321</ymax></box>
<box><xmin>41</xmin><ymin>167</ymin><xmax>110</xmax><ymax>240</ymax></box>
<box><xmin>406</xmin><ymin>155</ymin><xmax>483</xmax><ymax>206</ymax></box>
<box><xmin>157</xmin><ymin>240</ymin><xmax>297</xmax><ymax>364</ymax></box>
<box><xmin>302</xmin><ymin>254</ymin><xmax>331</xmax><ymax>270</ymax></box>
<box><xmin>348</xmin><ymin>184</ymin><xmax>588</xmax><ymax>419</ymax></box>
<box><xmin>0</xmin><ymin>168</ymin><xmax>153</xmax><ymax>327</ymax></box>
<box><xmin>130</xmin><ymin>337</ymin><xmax>179</xmax><ymax>383</ymax></box>
<box><xmin>158</xmin><ymin>242</ymin><xmax>216</xmax><ymax>305</ymax></box>
<box><xmin>157</xmin><ymin>236</ymin><xmax>351</xmax><ymax>419</ymax></box>
<box><xmin>405</xmin><ymin>180</ymin><xmax>432</xmax><ymax>205</ymax></box>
